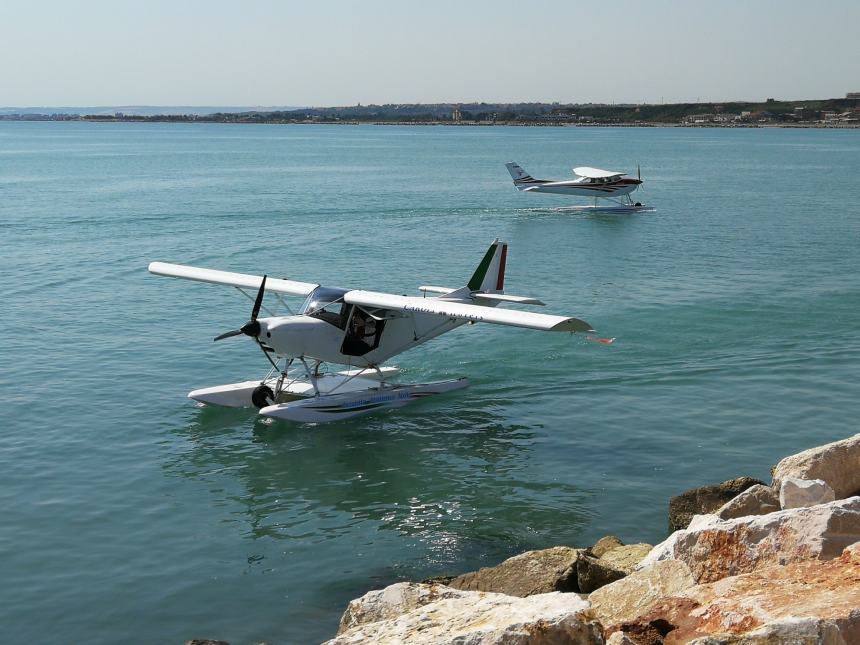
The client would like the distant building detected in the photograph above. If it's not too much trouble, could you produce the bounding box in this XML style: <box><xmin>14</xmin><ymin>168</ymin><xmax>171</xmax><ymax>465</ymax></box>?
<box><xmin>684</xmin><ymin>113</ymin><xmax>715</xmax><ymax>124</ymax></box>
<box><xmin>846</xmin><ymin>92</ymin><xmax>860</xmax><ymax>99</ymax></box>
<box><xmin>793</xmin><ymin>107</ymin><xmax>814</xmax><ymax>121</ymax></box>
<box><xmin>452</xmin><ymin>106</ymin><xmax>462</xmax><ymax>122</ymax></box>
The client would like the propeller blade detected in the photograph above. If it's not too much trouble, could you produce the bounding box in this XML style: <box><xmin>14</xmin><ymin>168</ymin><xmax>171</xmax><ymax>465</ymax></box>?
<box><xmin>214</xmin><ymin>275</ymin><xmax>267</xmax><ymax>343</ymax></box>
<box><xmin>251</xmin><ymin>275</ymin><xmax>267</xmax><ymax>321</ymax></box>
<box><xmin>637</xmin><ymin>165</ymin><xmax>641</xmax><ymax>181</ymax></box>
<box><xmin>214</xmin><ymin>328</ymin><xmax>244</xmax><ymax>341</ymax></box>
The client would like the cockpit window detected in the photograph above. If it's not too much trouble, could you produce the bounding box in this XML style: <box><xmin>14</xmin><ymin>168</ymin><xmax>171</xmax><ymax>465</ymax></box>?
<box><xmin>301</xmin><ymin>286</ymin><xmax>350</xmax><ymax>330</ymax></box>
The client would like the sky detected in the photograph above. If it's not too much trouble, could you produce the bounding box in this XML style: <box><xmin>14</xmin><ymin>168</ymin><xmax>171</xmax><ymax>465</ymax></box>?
<box><xmin>1</xmin><ymin>0</ymin><xmax>858</xmax><ymax>107</ymax></box>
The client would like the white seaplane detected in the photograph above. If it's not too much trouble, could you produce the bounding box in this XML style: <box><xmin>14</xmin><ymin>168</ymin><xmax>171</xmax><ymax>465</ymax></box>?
<box><xmin>148</xmin><ymin>240</ymin><xmax>594</xmax><ymax>423</ymax></box>
<box><xmin>506</xmin><ymin>162</ymin><xmax>652</xmax><ymax>212</ymax></box>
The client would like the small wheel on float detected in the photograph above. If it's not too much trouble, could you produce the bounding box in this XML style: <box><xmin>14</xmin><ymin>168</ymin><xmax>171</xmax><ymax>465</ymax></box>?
<box><xmin>251</xmin><ymin>384</ymin><xmax>275</xmax><ymax>408</ymax></box>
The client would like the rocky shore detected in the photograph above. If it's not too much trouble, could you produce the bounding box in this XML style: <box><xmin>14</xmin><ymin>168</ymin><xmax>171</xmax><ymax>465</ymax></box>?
<box><xmin>187</xmin><ymin>432</ymin><xmax>860</xmax><ymax>644</ymax></box>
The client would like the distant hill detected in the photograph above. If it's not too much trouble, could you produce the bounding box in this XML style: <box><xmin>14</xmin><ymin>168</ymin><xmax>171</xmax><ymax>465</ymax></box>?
<box><xmin>2</xmin><ymin>98</ymin><xmax>857</xmax><ymax>125</ymax></box>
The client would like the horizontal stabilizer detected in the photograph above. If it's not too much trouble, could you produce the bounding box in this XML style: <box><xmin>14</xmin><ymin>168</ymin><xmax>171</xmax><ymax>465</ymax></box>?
<box><xmin>148</xmin><ymin>262</ymin><xmax>318</xmax><ymax>297</ymax></box>
<box><xmin>473</xmin><ymin>293</ymin><xmax>545</xmax><ymax>306</ymax></box>
<box><xmin>419</xmin><ymin>285</ymin><xmax>456</xmax><ymax>295</ymax></box>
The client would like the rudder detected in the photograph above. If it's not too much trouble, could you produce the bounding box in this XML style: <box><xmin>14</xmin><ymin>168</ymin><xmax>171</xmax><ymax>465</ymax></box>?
<box><xmin>505</xmin><ymin>162</ymin><xmax>533</xmax><ymax>182</ymax></box>
<box><xmin>467</xmin><ymin>240</ymin><xmax>507</xmax><ymax>293</ymax></box>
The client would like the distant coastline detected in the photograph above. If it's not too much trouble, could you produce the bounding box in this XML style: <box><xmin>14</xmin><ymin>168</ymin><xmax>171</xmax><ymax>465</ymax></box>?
<box><xmin>2</xmin><ymin>96</ymin><xmax>858</xmax><ymax>128</ymax></box>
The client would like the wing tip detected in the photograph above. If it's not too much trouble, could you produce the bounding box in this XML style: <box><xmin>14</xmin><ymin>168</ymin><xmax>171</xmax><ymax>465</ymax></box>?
<box><xmin>552</xmin><ymin>317</ymin><xmax>595</xmax><ymax>333</ymax></box>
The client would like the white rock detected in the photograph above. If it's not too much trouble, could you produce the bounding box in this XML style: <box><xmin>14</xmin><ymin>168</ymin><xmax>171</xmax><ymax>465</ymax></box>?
<box><xmin>337</xmin><ymin>582</ymin><xmax>471</xmax><ymax>634</ymax></box>
<box><xmin>772</xmin><ymin>432</ymin><xmax>860</xmax><ymax>499</ymax></box>
<box><xmin>326</xmin><ymin>589</ymin><xmax>601</xmax><ymax>645</ymax></box>
<box><xmin>637</xmin><ymin>497</ymin><xmax>860</xmax><ymax>583</ymax></box>
<box><xmin>605</xmin><ymin>632</ymin><xmax>638</xmax><ymax>645</ymax></box>
<box><xmin>779</xmin><ymin>477</ymin><xmax>836</xmax><ymax>510</ymax></box>
<box><xmin>715</xmin><ymin>484</ymin><xmax>780</xmax><ymax>520</ymax></box>
<box><xmin>687</xmin><ymin>513</ymin><xmax>721</xmax><ymax>531</ymax></box>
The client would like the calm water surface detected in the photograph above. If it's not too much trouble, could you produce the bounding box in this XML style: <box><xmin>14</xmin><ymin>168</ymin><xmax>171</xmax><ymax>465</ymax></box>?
<box><xmin>2</xmin><ymin>123</ymin><xmax>859</xmax><ymax>644</ymax></box>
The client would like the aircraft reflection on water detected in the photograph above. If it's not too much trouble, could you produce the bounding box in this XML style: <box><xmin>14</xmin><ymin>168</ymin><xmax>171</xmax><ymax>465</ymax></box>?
<box><xmin>167</xmin><ymin>400</ymin><xmax>592</xmax><ymax>568</ymax></box>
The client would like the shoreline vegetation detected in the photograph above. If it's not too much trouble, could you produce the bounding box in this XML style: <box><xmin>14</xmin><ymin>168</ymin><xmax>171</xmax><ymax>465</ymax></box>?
<box><xmin>4</xmin><ymin>97</ymin><xmax>859</xmax><ymax>128</ymax></box>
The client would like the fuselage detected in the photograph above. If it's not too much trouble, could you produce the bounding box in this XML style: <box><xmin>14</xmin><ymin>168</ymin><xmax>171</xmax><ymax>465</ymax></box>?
<box><xmin>253</xmin><ymin>286</ymin><xmax>467</xmax><ymax>367</ymax></box>
<box><xmin>515</xmin><ymin>176</ymin><xmax>641</xmax><ymax>197</ymax></box>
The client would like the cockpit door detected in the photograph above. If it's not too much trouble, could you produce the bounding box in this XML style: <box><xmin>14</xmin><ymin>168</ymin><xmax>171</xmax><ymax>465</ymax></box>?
<box><xmin>341</xmin><ymin>306</ymin><xmax>387</xmax><ymax>356</ymax></box>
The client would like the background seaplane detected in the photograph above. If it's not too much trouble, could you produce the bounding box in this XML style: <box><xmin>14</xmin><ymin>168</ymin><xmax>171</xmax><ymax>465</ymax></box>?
<box><xmin>506</xmin><ymin>162</ymin><xmax>652</xmax><ymax>212</ymax></box>
<box><xmin>148</xmin><ymin>240</ymin><xmax>594</xmax><ymax>423</ymax></box>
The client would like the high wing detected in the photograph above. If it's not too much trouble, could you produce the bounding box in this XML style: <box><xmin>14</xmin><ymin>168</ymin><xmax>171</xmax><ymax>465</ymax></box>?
<box><xmin>573</xmin><ymin>166</ymin><xmax>624</xmax><ymax>179</ymax></box>
<box><xmin>148</xmin><ymin>262</ymin><xmax>318</xmax><ymax>297</ymax></box>
<box><xmin>344</xmin><ymin>291</ymin><xmax>593</xmax><ymax>333</ymax></box>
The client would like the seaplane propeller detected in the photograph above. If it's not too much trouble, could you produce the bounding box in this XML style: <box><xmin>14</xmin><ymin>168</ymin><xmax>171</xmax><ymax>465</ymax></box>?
<box><xmin>213</xmin><ymin>274</ymin><xmax>280</xmax><ymax>402</ymax></box>
<box><xmin>214</xmin><ymin>275</ymin><xmax>267</xmax><ymax>341</ymax></box>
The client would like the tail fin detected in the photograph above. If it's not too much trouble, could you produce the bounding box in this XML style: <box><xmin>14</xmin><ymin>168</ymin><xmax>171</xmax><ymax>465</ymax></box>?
<box><xmin>505</xmin><ymin>162</ymin><xmax>533</xmax><ymax>182</ymax></box>
<box><xmin>467</xmin><ymin>239</ymin><xmax>507</xmax><ymax>294</ymax></box>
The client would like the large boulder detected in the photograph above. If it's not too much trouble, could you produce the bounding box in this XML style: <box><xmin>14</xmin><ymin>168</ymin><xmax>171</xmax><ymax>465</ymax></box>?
<box><xmin>588</xmin><ymin>560</ymin><xmax>696</xmax><ymax>628</ymax></box>
<box><xmin>598</xmin><ymin>544</ymin><xmax>653</xmax><ymax>574</ymax></box>
<box><xmin>668</xmin><ymin>477</ymin><xmax>764</xmax><ymax>532</ymax></box>
<box><xmin>446</xmin><ymin>546</ymin><xmax>584</xmax><ymax>597</ymax></box>
<box><xmin>575</xmin><ymin>540</ymin><xmax>654</xmax><ymax>594</ymax></box>
<box><xmin>714</xmin><ymin>484</ymin><xmax>779</xmax><ymax>520</ymax></box>
<box><xmin>337</xmin><ymin>582</ymin><xmax>471</xmax><ymax>634</ymax></box>
<box><xmin>779</xmin><ymin>477</ymin><xmax>836</xmax><ymax>509</ymax></box>
<box><xmin>638</xmin><ymin>497</ymin><xmax>860</xmax><ymax>583</ymax></box>
<box><xmin>576</xmin><ymin>555</ymin><xmax>626</xmax><ymax>594</ymax></box>
<box><xmin>612</xmin><ymin>542</ymin><xmax>860</xmax><ymax>644</ymax></box>
<box><xmin>591</xmin><ymin>535</ymin><xmax>625</xmax><ymax>558</ymax></box>
<box><xmin>326</xmin><ymin>588</ymin><xmax>602</xmax><ymax>645</ymax></box>
<box><xmin>772</xmin><ymin>432</ymin><xmax>860</xmax><ymax>499</ymax></box>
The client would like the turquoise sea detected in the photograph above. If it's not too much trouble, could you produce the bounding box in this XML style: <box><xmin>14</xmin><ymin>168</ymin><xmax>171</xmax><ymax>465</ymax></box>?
<box><xmin>2</xmin><ymin>122</ymin><xmax>859</xmax><ymax>644</ymax></box>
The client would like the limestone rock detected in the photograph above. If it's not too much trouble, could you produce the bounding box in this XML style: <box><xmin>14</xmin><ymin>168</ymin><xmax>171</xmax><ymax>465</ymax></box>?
<box><xmin>599</xmin><ymin>544</ymin><xmax>653</xmax><ymax>574</ymax></box>
<box><xmin>772</xmin><ymin>432</ymin><xmax>860</xmax><ymax>499</ymax></box>
<box><xmin>605</xmin><ymin>632</ymin><xmax>638</xmax><ymax>645</ymax></box>
<box><xmin>446</xmin><ymin>546</ymin><xmax>584</xmax><ymax>597</ymax></box>
<box><xmin>779</xmin><ymin>477</ymin><xmax>836</xmax><ymax>509</ymax></box>
<box><xmin>714</xmin><ymin>484</ymin><xmax>779</xmax><ymax>520</ymax></box>
<box><xmin>326</xmin><ymin>588</ymin><xmax>602</xmax><ymax>645</ymax></box>
<box><xmin>614</xmin><ymin>542</ymin><xmax>860</xmax><ymax>644</ymax></box>
<box><xmin>337</xmin><ymin>582</ymin><xmax>470</xmax><ymax>634</ymax></box>
<box><xmin>592</xmin><ymin>535</ymin><xmax>625</xmax><ymax>558</ymax></box>
<box><xmin>588</xmin><ymin>560</ymin><xmax>696</xmax><ymax>628</ymax></box>
<box><xmin>638</xmin><ymin>497</ymin><xmax>860</xmax><ymax>583</ymax></box>
<box><xmin>668</xmin><ymin>477</ymin><xmax>764</xmax><ymax>532</ymax></box>
<box><xmin>577</xmin><ymin>554</ymin><xmax>627</xmax><ymax>593</ymax></box>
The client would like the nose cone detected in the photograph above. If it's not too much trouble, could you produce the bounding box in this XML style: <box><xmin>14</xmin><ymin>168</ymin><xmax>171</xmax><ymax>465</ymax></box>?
<box><xmin>262</xmin><ymin>315</ymin><xmax>343</xmax><ymax>360</ymax></box>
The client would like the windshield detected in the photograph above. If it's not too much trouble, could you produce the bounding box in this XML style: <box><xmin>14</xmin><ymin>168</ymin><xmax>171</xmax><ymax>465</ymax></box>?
<box><xmin>300</xmin><ymin>286</ymin><xmax>351</xmax><ymax>330</ymax></box>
